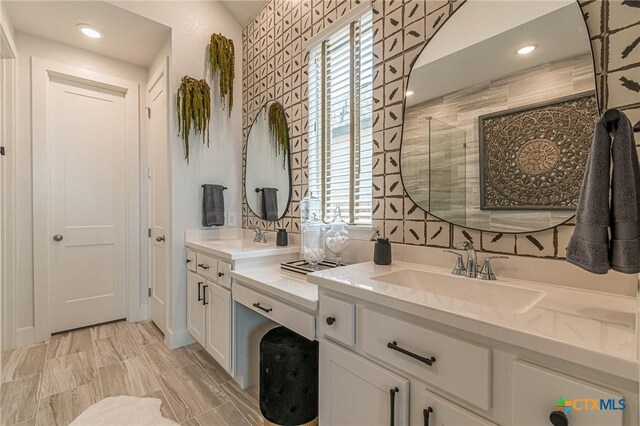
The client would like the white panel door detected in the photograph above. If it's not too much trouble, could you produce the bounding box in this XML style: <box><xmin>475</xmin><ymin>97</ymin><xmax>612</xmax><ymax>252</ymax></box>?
<box><xmin>147</xmin><ymin>66</ymin><xmax>168</xmax><ymax>335</ymax></box>
<box><xmin>205</xmin><ymin>283</ymin><xmax>231</xmax><ymax>372</ymax></box>
<box><xmin>49</xmin><ymin>77</ymin><xmax>127</xmax><ymax>333</ymax></box>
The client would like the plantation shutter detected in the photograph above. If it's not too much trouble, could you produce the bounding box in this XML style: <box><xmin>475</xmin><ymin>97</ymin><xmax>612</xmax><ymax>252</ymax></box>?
<box><xmin>307</xmin><ymin>10</ymin><xmax>373</xmax><ymax>225</ymax></box>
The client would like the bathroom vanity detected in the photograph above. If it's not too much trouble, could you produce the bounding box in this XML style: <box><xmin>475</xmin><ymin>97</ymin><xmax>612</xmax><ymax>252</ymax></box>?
<box><xmin>184</xmin><ymin>230</ymin><xmax>299</xmax><ymax>374</ymax></box>
<box><xmin>309</xmin><ymin>262</ymin><xmax>638</xmax><ymax>426</ymax></box>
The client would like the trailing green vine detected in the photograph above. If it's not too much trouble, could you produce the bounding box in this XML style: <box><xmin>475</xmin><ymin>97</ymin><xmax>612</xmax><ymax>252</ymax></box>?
<box><xmin>267</xmin><ymin>102</ymin><xmax>289</xmax><ymax>169</ymax></box>
<box><xmin>177</xmin><ymin>76</ymin><xmax>211</xmax><ymax>162</ymax></box>
<box><xmin>209</xmin><ymin>33</ymin><xmax>235</xmax><ymax>115</ymax></box>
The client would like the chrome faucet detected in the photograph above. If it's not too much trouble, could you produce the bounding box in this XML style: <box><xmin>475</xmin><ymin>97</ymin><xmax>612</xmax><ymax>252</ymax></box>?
<box><xmin>455</xmin><ymin>241</ymin><xmax>478</xmax><ymax>278</ymax></box>
<box><xmin>478</xmin><ymin>256</ymin><xmax>509</xmax><ymax>280</ymax></box>
<box><xmin>252</xmin><ymin>227</ymin><xmax>267</xmax><ymax>243</ymax></box>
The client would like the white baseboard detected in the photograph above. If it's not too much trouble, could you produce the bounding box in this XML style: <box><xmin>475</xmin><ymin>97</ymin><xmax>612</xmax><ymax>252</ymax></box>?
<box><xmin>16</xmin><ymin>326</ymin><xmax>35</xmax><ymax>347</ymax></box>
<box><xmin>165</xmin><ymin>327</ymin><xmax>195</xmax><ymax>349</ymax></box>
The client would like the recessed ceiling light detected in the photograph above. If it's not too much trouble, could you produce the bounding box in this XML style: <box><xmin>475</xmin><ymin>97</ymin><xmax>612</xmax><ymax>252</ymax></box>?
<box><xmin>516</xmin><ymin>44</ymin><xmax>537</xmax><ymax>55</ymax></box>
<box><xmin>77</xmin><ymin>24</ymin><xmax>102</xmax><ymax>39</ymax></box>
<box><xmin>406</xmin><ymin>90</ymin><xmax>414</xmax><ymax>97</ymax></box>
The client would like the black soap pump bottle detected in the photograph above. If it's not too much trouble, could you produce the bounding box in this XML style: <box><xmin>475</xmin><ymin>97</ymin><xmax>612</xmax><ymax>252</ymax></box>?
<box><xmin>276</xmin><ymin>228</ymin><xmax>288</xmax><ymax>246</ymax></box>
<box><xmin>374</xmin><ymin>237</ymin><xmax>392</xmax><ymax>265</ymax></box>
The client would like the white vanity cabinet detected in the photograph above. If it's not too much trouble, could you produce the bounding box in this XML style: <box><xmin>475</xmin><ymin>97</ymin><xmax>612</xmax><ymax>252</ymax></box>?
<box><xmin>186</xmin><ymin>249</ymin><xmax>233</xmax><ymax>372</ymax></box>
<box><xmin>316</xmin><ymin>289</ymin><xmax>637</xmax><ymax>426</ymax></box>
<box><xmin>320</xmin><ymin>339</ymin><xmax>409</xmax><ymax>426</ymax></box>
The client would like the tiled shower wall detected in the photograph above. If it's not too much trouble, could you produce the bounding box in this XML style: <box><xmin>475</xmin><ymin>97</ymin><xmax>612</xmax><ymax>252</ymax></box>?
<box><xmin>241</xmin><ymin>0</ymin><xmax>640</xmax><ymax>259</ymax></box>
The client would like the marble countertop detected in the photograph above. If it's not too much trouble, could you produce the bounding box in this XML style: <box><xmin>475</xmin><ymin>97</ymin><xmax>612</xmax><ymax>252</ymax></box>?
<box><xmin>308</xmin><ymin>261</ymin><xmax>638</xmax><ymax>380</ymax></box>
<box><xmin>231</xmin><ymin>264</ymin><xmax>318</xmax><ymax>312</ymax></box>
<box><xmin>185</xmin><ymin>238</ymin><xmax>300</xmax><ymax>261</ymax></box>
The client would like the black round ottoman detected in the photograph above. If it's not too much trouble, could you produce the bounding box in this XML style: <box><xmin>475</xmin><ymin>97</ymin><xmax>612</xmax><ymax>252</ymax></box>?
<box><xmin>260</xmin><ymin>326</ymin><xmax>319</xmax><ymax>425</ymax></box>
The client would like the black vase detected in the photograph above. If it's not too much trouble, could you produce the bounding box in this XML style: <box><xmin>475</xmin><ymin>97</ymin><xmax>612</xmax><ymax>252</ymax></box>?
<box><xmin>276</xmin><ymin>228</ymin><xmax>288</xmax><ymax>246</ymax></box>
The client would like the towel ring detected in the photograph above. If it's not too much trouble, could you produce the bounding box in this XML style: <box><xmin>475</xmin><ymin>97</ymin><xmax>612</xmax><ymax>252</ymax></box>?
<box><xmin>255</xmin><ymin>187</ymin><xmax>278</xmax><ymax>193</ymax></box>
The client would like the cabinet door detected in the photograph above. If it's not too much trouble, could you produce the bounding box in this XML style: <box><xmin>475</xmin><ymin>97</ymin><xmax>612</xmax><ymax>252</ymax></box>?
<box><xmin>320</xmin><ymin>339</ymin><xmax>409</xmax><ymax>426</ymax></box>
<box><xmin>187</xmin><ymin>272</ymin><xmax>206</xmax><ymax>346</ymax></box>
<box><xmin>205</xmin><ymin>283</ymin><xmax>232</xmax><ymax>373</ymax></box>
<box><xmin>513</xmin><ymin>361</ymin><xmax>624</xmax><ymax>426</ymax></box>
<box><xmin>216</xmin><ymin>260</ymin><xmax>232</xmax><ymax>289</ymax></box>
<box><xmin>411</xmin><ymin>385</ymin><xmax>496</xmax><ymax>426</ymax></box>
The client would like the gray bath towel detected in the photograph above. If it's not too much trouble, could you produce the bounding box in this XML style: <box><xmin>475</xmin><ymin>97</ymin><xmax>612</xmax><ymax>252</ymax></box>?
<box><xmin>567</xmin><ymin>112</ymin><xmax>640</xmax><ymax>274</ymax></box>
<box><xmin>261</xmin><ymin>187</ymin><xmax>278</xmax><ymax>221</ymax></box>
<box><xmin>202</xmin><ymin>184</ymin><xmax>225</xmax><ymax>227</ymax></box>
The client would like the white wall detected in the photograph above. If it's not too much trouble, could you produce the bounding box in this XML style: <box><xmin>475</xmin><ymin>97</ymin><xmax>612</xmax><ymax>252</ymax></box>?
<box><xmin>111</xmin><ymin>1</ymin><xmax>244</xmax><ymax>345</ymax></box>
<box><xmin>14</xmin><ymin>31</ymin><xmax>149</xmax><ymax>332</ymax></box>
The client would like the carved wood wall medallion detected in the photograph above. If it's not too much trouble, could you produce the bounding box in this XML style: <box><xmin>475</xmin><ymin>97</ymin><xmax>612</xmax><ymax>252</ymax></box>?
<box><xmin>479</xmin><ymin>92</ymin><xmax>598</xmax><ymax>210</ymax></box>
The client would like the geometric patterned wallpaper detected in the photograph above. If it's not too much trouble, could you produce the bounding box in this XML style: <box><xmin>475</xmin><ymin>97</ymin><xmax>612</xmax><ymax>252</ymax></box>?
<box><xmin>242</xmin><ymin>0</ymin><xmax>640</xmax><ymax>260</ymax></box>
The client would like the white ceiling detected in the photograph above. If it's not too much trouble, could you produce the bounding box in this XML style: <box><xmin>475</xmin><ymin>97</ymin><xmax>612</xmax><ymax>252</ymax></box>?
<box><xmin>407</xmin><ymin>2</ymin><xmax>591</xmax><ymax>107</ymax></box>
<box><xmin>220</xmin><ymin>0</ymin><xmax>268</xmax><ymax>26</ymax></box>
<box><xmin>4</xmin><ymin>1</ymin><xmax>171</xmax><ymax>68</ymax></box>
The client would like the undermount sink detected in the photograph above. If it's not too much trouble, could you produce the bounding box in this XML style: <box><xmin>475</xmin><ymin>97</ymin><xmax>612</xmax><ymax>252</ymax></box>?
<box><xmin>371</xmin><ymin>269</ymin><xmax>545</xmax><ymax>313</ymax></box>
<box><xmin>204</xmin><ymin>239</ymin><xmax>266</xmax><ymax>249</ymax></box>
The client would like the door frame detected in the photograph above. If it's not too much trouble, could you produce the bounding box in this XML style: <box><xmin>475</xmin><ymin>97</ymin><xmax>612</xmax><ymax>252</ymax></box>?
<box><xmin>146</xmin><ymin>57</ymin><xmax>170</xmax><ymax>335</ymax></box>
<box><xmin>32</xmin><ymin>57</ymin><xmax>142</xmax><ymax>342</ymax></box>
<box><xmin>0</xmin><ymin>18</ymin><xmax>18</xmax><ymax>350</ymax></box>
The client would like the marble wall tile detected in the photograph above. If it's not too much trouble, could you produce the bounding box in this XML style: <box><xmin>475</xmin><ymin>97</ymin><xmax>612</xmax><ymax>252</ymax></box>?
<box><xmin>516</xmin><ymin>229</ymin><xmax>556</xmax><ymax>257</ymax></box>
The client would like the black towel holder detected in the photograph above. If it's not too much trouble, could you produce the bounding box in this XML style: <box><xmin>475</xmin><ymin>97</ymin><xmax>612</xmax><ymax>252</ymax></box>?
<box><xmin>255</xmin><ymin>187</ymin><xmax>278</xmax><ymax>193</ymax></box>
<box><xmin>604</xmin><ymin>108</ymin><xmax>640</xmax><ymax>133</ymax></box>
<box><xmin>202</xmin><ymin>185</ymin><xmax>227</xmax><ymax>190</ymax></box>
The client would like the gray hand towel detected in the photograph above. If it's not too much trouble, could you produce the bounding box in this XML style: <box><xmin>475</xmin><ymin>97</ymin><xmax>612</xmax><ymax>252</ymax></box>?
<box><xmin>202</xmin><ymin>184</ymin><xmax>225</xmax><ymax>227</ymax></box>
<box><xmin>261</xmin><ymin>187</ymin><xmax>279</xmax><ymax>221</ymax></box>
<box><xmin>567</xmin><ymin>111</ymin><xmax>640</xmax><ymax>274</ymax></box>
<box><xmin>610</xmin><ymin>114</ymin><xmax>640</xmax><ymax>273</ymax></box>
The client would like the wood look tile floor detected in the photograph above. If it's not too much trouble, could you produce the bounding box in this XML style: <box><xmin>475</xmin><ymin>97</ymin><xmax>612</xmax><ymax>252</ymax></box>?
<box><xmin>1</xmin><ymin>321</ymin><xmax>263</xmax><ymax>426</ymax></box>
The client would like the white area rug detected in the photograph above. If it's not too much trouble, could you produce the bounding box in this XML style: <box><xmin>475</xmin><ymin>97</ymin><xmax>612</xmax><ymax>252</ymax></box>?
<box><xmin>70</xmin><ymin>396</ymin><xmax>178</xmax><ymax>426</ymax></box>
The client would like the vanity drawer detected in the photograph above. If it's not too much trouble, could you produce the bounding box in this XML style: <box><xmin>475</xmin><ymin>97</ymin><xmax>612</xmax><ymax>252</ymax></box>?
<box><xmin>196</xmin><ymin>253</ymin><xmax>218</xmax><ymax>281</ymax></box>
<box><xmin>411</xmin><ymin>385</ymin><xmax>496</xmax><ymax>426</ymax></box>
<box><xmin>216</xmin><ymin>260</ymin><xmax>232</xmax><ymax>289</ymax></box>
<box><xmin>234</xmin><ymin>284</ymin><xmax>315</xmax><ymax>340</ymax></box>
<box><xmin>513</xmin><ymin>361</ymin><xmax>623</xmax><ymax>426</ymax></box>
<box><xmin>319</xmin><ymin>295</ymin><xmax>355</xmax><ymax>346</ymax></box>
<box><xmin>186</xmin><ymin>250</ymin><xmax>197</xmax><ymax>272</ymax></box>
<box><xmin>361</xmin><ymin>308</ymin><xmax>491</xmax><ymax>410</ymax></box>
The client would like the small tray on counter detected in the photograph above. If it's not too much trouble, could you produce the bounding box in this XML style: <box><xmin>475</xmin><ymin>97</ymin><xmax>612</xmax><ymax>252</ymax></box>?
<box><xmin>280</xmin><ymin>259</ymin><xmax>346</xmax><ymax>276</ymax></box>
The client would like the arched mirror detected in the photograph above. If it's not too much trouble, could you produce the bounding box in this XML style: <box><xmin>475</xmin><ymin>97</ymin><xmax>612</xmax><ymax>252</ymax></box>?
<box><xmin>401</xmin><ymin>1</ymin><xmax>598</xmax><ymax>233</ymax></box>
<box><xmin>245</xmin><ymin>101</ymin><xmax>292</xmax><ymax>221</ymax></box>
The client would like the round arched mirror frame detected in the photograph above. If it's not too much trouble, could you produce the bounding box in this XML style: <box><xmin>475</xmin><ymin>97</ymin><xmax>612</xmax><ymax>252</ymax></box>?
<box><xmin>243</xmin><ymin>100</ymin><xmax>293</xmax><ymax>221</ymax></box>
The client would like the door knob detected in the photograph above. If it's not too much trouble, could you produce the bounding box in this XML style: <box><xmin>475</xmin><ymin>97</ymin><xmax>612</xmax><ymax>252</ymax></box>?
<box><xmin>156</xmin><ymin>235</ymin><xmax>165</xmax><ymax>242</ymax></box>
<box><xmin>53</xmin><ymin>234</ymin><xmax>63</xmax><ymax>242</ymax></box>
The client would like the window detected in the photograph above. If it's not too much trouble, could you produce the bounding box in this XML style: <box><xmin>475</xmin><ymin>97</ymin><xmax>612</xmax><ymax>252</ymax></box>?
<box><xmin>308</xmin><ymin>10</ymin><xmax>373</xmax><ymax>225</ymax></box>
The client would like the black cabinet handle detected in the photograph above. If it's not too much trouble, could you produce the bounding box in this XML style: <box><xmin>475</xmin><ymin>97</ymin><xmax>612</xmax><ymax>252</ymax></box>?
<box><xmin>202</xmin><ymin>285</ymin><xmax>209</xmax><ymax>305</ymax></box>
<box><xmin>218</xmin><ymin>272</ymin><xmax>224</xmax><ymax>277</ymax></box>
<box><xmin>549</xmin><ymin>411</ymin><xmax>569</xmax><ymax>426</ymax></box>
<box><xmin>387</xmin><ymin>341</ymin><xmax>436</xmax><ymax>366</ymax></box>
<box><xmin>423</xmin><ymin>407</ymin><xmax>433</xmax><ymax>426</ymax></box>
<box><xmin>326</xmin><ymin>316</ymin><xmax>336</xmax><ymax>325</ymax></box>
<box><xmin>197</xmin><ymin>263</ymin><xmax>210</xmax><ymax>270</ymax></box>
<box><xmin>197</xmin><ymin>282</ymin><xmax>203</xmax><ymax>301</ymax></box>
<box><xmin>253</xmin><ymin>303</ymin><xmax>272</xmax><ymax>313</ymax></box>
<box><xmin>389</xmin><ymin>387</ymin><xmax>399</xmax><ymax>426</ymax></box>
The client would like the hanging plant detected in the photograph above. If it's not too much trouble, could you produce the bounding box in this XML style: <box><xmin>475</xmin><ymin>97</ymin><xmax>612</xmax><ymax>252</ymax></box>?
<box><xmin>209</xmin><ymin>33</ymin><xmax>235</xmax><ymax>115</ymax></box>
<box><xmin>268</xmin><ymin>102</ymin><xmax>289</xmax><ymax>169</ymax></box>
<box><xmin>177</xmin><ymin>76</ymin><xmax>211</xmax><ymax>162</ymax></box>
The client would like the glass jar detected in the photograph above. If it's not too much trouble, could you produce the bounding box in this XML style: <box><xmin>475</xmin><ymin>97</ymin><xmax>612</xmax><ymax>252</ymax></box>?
<box><xmin>325</xmin><ymin>206</ymin><xmax>350</xmax><ymax>266</ymax></box>
<box><xmin>300</xmin><ymin>192</ymin><xmax>321</xmax><ymax>225</ymax></box>
<box><xmin>302</xmin><ymin>213</ymin><xmax>326</xmax><ymax>266</ymax></box>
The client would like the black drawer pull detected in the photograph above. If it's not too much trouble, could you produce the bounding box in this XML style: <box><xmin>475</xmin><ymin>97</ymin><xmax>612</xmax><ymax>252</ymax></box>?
<box><xmin>549</xmin><ymin>411</ymin><xmax>569</xmax><ymax>426</ymax></box>
<box><xmin>326</xmin><ymin>316</ymin><xmax>336</xmax><ymax>325</ymax></box>
<box><xmin>197</xmin><ymin>263</ymin><xmax>210</xmax><ymax>270</ymax></box>
<box><xmin>218</xmin><ymin>272</ymin><xmax>224</xmax><ymax>277</ymax></box>
<box><xmin>389</xmin><ymin>387</ymin><xmax>399</xmax><ymax>426</ymax></box>
<box><xmin>423</xmin><ymin>407</ymin><xmax>433</xmax><ymax>426</ymax></box>
<box><xmin>202</xmin><ymin>284</ymin><xmax>209</xmax><ymax>305</ymax></box>
<box><xmin>387</xmin><ymin>341</ymin><xmax>436</xmax><ymax>366</ymax></box>
<box><xmin>253</xmin><ymin>303</ymin><xmax>272</xmax><ymax>313</ymax></box>
<box><xmin>197</xmin><ymin>282</ymin><xmax>203</xmax><ymax>301</ymax></box>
